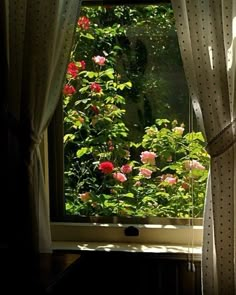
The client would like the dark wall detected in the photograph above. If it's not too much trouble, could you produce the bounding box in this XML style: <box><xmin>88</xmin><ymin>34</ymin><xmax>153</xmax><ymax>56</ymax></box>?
<box><xmin>51</xmin><ymin>251</ymin><xmax>202</xmax><ymax>295</ymax></box>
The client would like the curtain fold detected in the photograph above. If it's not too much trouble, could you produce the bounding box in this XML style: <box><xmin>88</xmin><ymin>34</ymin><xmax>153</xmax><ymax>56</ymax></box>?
<box><xmin>7</xmin><ymin>0</ymin><xmax>82</xmax><ymax>253</ymax></box>
<box><xmin>171</xmin><ymin>0</ymin><xmax>236</xmax><ymax>294</ymax></box>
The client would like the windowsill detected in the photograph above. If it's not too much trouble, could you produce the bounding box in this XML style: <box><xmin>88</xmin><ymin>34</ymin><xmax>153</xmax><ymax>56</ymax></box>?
<box><xmin>51</xmin><ymin>222</ymin><xmax>203</xmax><ymax>260</ymax></box>
<box><xmin>52</xmin><ymin>241</ymin><xmax>202</xmax><ymax>260</ymax></box>
<box><xmin>51</xmin><ymin>222</ymin><xmax>203</xmax><ymax>244</ymax></box>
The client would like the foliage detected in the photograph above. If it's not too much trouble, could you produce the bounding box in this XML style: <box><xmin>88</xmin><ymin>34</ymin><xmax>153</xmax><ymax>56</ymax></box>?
<box><xmin>62</xmin><ymin>5</ymin><xmax>210</xmax><ymax>218</ymax></box>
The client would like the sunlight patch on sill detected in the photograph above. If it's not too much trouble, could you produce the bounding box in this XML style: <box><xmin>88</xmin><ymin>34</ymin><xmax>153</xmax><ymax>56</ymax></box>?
<box><xmin>52</xmin><ymin>241</ymin><xmax>202</xmax><ymax>259</ymax></box>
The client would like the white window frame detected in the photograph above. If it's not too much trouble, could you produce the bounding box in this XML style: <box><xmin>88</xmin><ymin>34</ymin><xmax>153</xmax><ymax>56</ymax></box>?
<box><xmin>45</xmin><ymin>0</ymin><xmax>204</xmax><ymax>254</ymax></box>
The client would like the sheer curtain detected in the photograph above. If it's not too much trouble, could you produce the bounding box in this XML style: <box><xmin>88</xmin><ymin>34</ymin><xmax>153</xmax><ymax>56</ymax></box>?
<box><xmin>171</xmin><ymin>0</ymin><xmax>236</xmax><ymax>294</ymax></box>
<box><xmin>6</xmin><ymin>0</ymin><xmax>82</xmax><ymax>253</ymax></box>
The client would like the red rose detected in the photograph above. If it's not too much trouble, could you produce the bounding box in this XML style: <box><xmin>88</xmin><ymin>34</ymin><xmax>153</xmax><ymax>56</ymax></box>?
<box><xmin>79</xmin><ymin>60</ymin><xmax>86</xmax><ymax>70</ymax></box>
<box><xmin>63</xmin><ymin>84</ymin><xmax>76</xmax><ymax>96</ymax></box>
<box><xmin>67</xmin><ymin>62</ymin><xmax>79</xmax><ymax>78</ymax></box>
<box><xmin>78</xmin><ymin>16</ymin><xmax>90</xmax><ymax>30</ymax></box>
<box><xmin>91</xmin><ymin>105</ymin><xmax>99</xmax><ymax>115</ymax></box>
<box><xmin>98</xmin><ymin>161</ymin><xmax>114</xmax><ymax>174</ymax></box>
<box><xmin>90</xmin><ymin>82</ymin><xmax>102</xmax><ymax>93</ymax></box>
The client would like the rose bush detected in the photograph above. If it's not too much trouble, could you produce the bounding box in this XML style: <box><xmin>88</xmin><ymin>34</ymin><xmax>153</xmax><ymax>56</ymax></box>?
<box><xmin>63</xmin><ymin>9</ymin><xmax>210</xmax><ymax>218</ymax></box>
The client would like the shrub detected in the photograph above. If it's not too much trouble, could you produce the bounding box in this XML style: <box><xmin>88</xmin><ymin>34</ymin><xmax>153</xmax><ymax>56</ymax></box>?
<box><xmin>63</xmin><ymin>7</ymin><xmax>210</xmax><ymax>218</ymax></box>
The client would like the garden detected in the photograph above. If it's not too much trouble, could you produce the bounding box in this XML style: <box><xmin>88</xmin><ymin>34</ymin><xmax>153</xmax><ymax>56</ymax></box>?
<box><xmin>62</xmin><ymin>4</ymin><xmax>210</xmax><ymax>218</ymax></box>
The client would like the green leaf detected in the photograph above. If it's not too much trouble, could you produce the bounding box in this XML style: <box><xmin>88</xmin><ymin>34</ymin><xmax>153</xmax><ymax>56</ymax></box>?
<box><xmin>184</xmin><ymin>132</ymin><xmax>206</xmax><ymax>142</ymax></box>
<box><xmin>81</xmin><ymin>32</ymin><xmax>95</xmax><ymax>39</ymax></box>
<box><xmin>86</xmin><ymin>71</ymin><xmax>98</xmax><ymax>78</ymax></box>
<box><xmin>101</xmin><ymin>68</ymin><xmax>115</xmax><ymax>79</ymax></box>
<box><xmin>79</xmin><ymin>86</ymin><xmax>90</xmax><ymax>93</ymax></box>
<box><xmin>123</xmin><ymin>193</ymin><xmax>134</xmax><ymax>198</ymax></box>
<box><xmin>130</xmin><ymin>142</ymin><xmax>142</xmax><ymax>148</ymax></box>
<box><xmin>104</xmin><ymin>200</ymin><xmax>116</xmax><ymax>208</ymax></box>
<box><xmin>103</xmin><ymin>194</ymin><xmax>113</xmax><ymax>199</ymax></box>
<box><xmin>155</xmin><ymin>118</ymin><xmax>170</xmax><ymax>126</ymax></box>
<box><xmin>75</xmin><ymin>98</ymin><xmax>91</xmax><ymax>105</ymax></box>
<box><xmin>76</xmin><ymin>147</ymin><xmax>90</xmax><ymax>158</ymax></box>
<box><xmin>125</xmin><ymin>81</ymin><xmax>132</xmax><ymax>88</ymax></box>
<box><xmin>64</xmin><ymin>134</ymin><xmax>75</xmax><ymax>143</ymax></box>
<box><xmin>113</xmin><ymin>45</ymin><xmax>122</xmax><ymax>51</ymax></box>
<box><xmin>117</xmin><ymin>81</ymin><xmax>132</xmax><ymax>90</ymax></box>
<box><xmin>142</xmin><ymin>196</ymin><xmax>155</xmax><ymax>203</ymax></box>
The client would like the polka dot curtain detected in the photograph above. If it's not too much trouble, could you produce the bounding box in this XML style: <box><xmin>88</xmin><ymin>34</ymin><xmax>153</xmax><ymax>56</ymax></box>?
<box><xmin>171</xmin><ymin>0</ymin><xmax>236</xmax><ymax>294</ymax></box>
<box><xmin>7</xmin><ymin>0</ymin><xmax>82</xmax><ymax>253</ymax></box>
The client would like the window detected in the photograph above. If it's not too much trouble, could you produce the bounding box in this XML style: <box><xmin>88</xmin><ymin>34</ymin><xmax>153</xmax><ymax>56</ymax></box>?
<box><xmin>48</xmin><ymin>0</ymin><xmax>209</xmax><ymax>248</ymax></box>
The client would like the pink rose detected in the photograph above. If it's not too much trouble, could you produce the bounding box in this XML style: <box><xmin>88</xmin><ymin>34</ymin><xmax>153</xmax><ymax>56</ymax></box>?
<box><xmin>165</xmin><ymin>176</ymin><xmax>177</xmax><ymax>185</ymax></box>
<box><xmin>113</xmin><ymin>172</ymin><xmax>127</xmax><ymax>182</ymax></box>
<box><xmin>134</xmin><ymin>181</ymin><xmax>141</xmax><ymax>187</ymax></box>
<box><xmin>139</xmin><ymin>168</ymin><xmax>153</xmax><ymax>179</ymax></box>
<box><xmin>79</xmin><ymin>192</ymin><xmax>90</xmax><ymax>202</ymax></box>
<box><xmin>184</xmin><ymin>160</ymin><xmax>205</xmax><ymax>171</ymax></box>
<box><xmin>140</xmin><ymin>151</ymin><xmax>157</xmax><ymax>165</ymax></box>
<box><xmin>172</xmin><ymin>126</ymin><xmax>184</xmax><ymax>135</ymax></box>
<box><xmin>161</xmin><ymin>174</ymin><xmax>177</xmax><ymax>185</ymax></box>
<box><xmin>92</xmin><ymin>55</ymin><xmax>106</xmax><ymax>66</ymax></box>
<box><xmin>121</xmin><ymin>164</ymin><xmax>132</xmax><ymax>174</ymax></box>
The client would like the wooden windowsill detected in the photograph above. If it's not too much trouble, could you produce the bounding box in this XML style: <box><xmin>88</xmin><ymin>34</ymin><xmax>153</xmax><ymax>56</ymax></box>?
<box><xmin>52</xmin><ymin>241</ymin><xmax>202</xmax><ymax>260</ymax></box>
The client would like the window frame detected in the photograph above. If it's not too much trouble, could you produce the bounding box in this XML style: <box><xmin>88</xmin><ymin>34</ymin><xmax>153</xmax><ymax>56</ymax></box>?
<box><xmin>47</xmin><ymin>0</ymin><xmax>204</xmax><ymax>250</ymax></box>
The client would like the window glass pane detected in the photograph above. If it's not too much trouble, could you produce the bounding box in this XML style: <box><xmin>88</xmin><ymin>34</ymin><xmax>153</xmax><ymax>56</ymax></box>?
<box><xmin>63</xmin><ymin>4</ymin><xmax>210</xmax><ymax>220</ymax></box>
